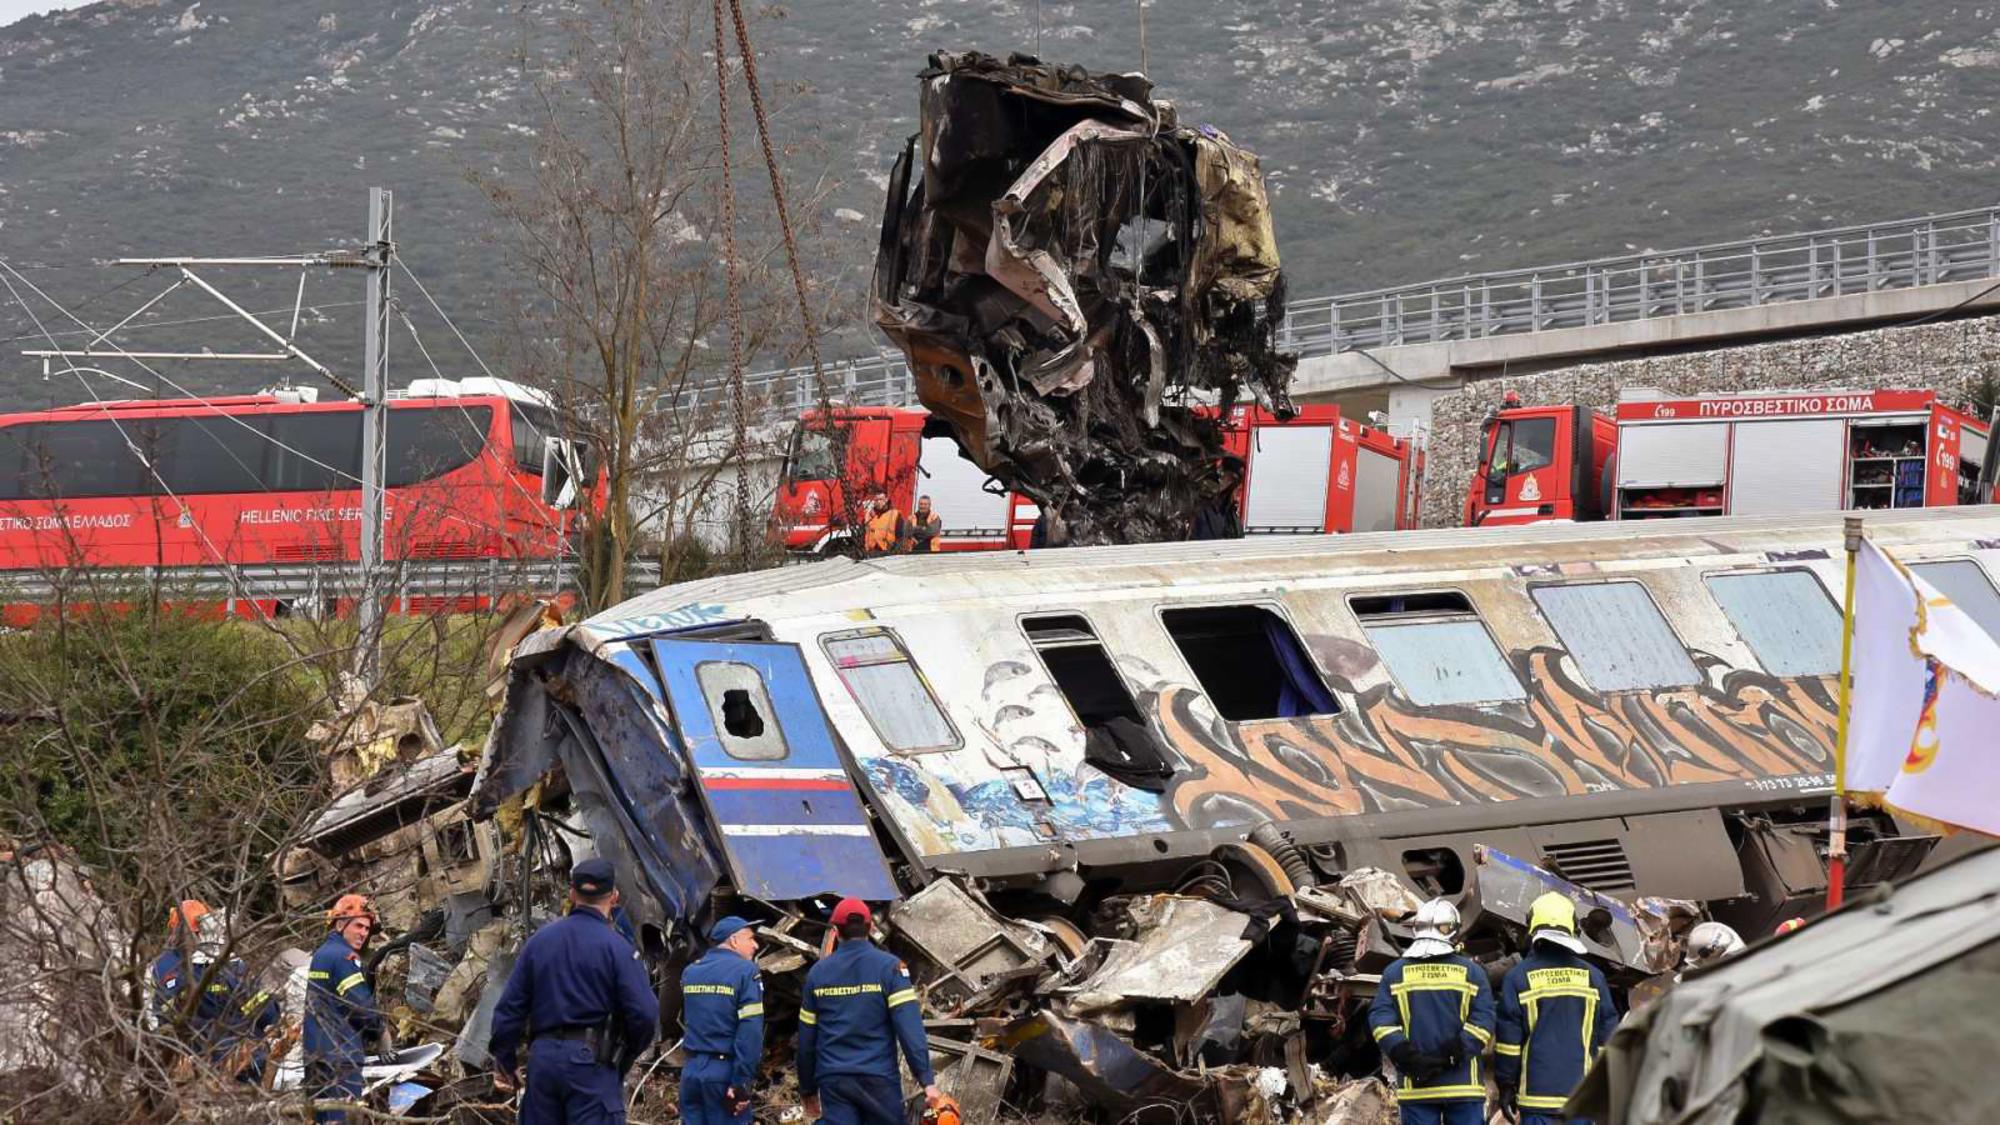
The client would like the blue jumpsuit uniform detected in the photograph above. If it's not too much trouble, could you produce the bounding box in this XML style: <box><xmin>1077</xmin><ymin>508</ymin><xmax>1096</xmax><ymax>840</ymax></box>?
<box><xmin>678</xmin><ymin>945</ymin><xmax>765</xmax><ymax>1125</ymax></box>
<box><xmin>1495</xmin><ymin>945</ymin><xmax>1620</xmax><ymax>1125</ymax></box>
<box><xmin>151</xmin><ymin>948</ymin><xmax>279</xmax><ymax>1073</ymax></box>
<box><xmin>1369</xmin><ymin>952</ymin><xmax>1497</xmax><ymax>1125</ymax></box>
<box><xmin>304</xmin><ymin>932</ymin><xmax>382</xmax><ymax>1124</ymax></box>
<box><xmin>489</xmin><ymin>909</ymin><xmax>661</xmax><ymax>1124</ymax></box>
<box><xmin>797</xmin><ymin>938</ymin><xmax>934</xmax><ymax>1125</ymax></box>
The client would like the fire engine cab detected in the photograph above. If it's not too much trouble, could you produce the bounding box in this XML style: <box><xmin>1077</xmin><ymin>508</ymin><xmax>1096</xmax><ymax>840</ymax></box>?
<box><xmin>1468</xmin><ymin>389</ymin><xmax>1993</xmax><ymax>526</ymax></box>
<box><xmin>776</xmin><ymin>404</ymin><xmax>1424</xmax><ymax>553</ymax></box>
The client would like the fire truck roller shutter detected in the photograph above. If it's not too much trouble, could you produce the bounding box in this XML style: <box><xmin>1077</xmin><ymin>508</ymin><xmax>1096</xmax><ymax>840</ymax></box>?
<box><xmin>1243</xmin><ymin>425</ymin><xmax>1332</xmax><ymax>533</ymax></box>
<box><xmin>1728</xmin><ymin>419</ymin><xmax>1845</xmax><ymax>515</ymax></box>
<box><xmin>1618</xmin><ymin>422</ymin><xmax>1728</xmax><ymax>489</ymax></box>
<box><xmin>919</xmin><ymin>435</ymin><xmax>1010</xmax><ymax>537</ymax></box>
<box><xmin>1352</xmin><ymin>445</ymin><xmax>1401</xmax><ymax>533</ymax></box>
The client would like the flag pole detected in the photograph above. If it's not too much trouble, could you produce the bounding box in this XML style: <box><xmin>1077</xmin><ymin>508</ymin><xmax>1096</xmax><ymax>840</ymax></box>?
<box><xmin>1829</xmin><ymin>515</ymin><xmax>1863</xmax><ymax>910</ymax></box>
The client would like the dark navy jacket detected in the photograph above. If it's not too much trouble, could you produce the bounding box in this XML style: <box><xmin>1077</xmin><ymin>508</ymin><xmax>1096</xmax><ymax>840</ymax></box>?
<box><xmin>151</xmin><ymin>949</ymin><xmax>279</xmax><ymax>1058</ymax></box>
<box><xmin>303</xmin><ymin>932</ymin><xmax>381</xmax><ymax>1065</ymax></box>
<box><xmin>488</xmin><ymin>908</ymin><xmax>661</xmax><ymax>1073</ymax></box>
<box><xmin>679</xmin><ymin>946</ymin><xmax>765</xmax><ymax>1089</ymax></box>
<box><xmin>796</xmin><ymin>939</ymin><xmax>933</xmax><ymax>1095</ymax></box>
<box><xmin>1495</xmin><ymin>945</ymin><xmax>1620</xmax><ymax>1113</ymax></box>
<box><xmin>1368</xmin><ymin>952</ymin><xmax>1497</xmax><ymax>1103</ymax></box>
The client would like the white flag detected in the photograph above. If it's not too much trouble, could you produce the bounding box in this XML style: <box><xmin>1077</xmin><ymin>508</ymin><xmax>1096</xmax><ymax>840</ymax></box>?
<box><xmin>1845</xmin><ymin>539</ymin><xmax>1927</xmax><ymax>796</ymax></box>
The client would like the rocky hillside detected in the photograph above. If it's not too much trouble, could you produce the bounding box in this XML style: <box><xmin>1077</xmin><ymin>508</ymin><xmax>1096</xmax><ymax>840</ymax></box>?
<box><xmin>1</xmin><ymin>0</ymin><xmax>1997</xmax><ymax>406</ymax></box>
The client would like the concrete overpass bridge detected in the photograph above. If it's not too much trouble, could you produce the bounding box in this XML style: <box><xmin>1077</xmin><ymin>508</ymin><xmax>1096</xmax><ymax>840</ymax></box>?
<box><xmin>711</xmin><ymin>204</ymin><xmax>2000</xmax><ymax>428</ymax></box>
<box><xmin>666</xmin><ymin>205</ymin><xmax>2000</xmax><ymax>544</ymax></box>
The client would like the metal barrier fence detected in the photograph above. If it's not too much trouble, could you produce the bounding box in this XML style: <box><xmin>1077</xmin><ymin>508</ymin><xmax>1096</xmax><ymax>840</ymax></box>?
<box><xmin>695</xmin><ymin>205</ymin><xmax>2000</xmax><ymax>421</ymax></box>
<box><xmin>0</xmin><ymin>557</ymin><xmax>664</xmax><ymax>612</ymax></box>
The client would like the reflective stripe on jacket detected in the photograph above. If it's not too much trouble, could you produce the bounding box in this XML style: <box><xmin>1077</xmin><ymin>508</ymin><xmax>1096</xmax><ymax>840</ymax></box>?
<box><xmin>1368</xmin><ymin>953</ymin><xmax>1497</xmax><ymax>1103</ymax></box>
<box><xmin>1495</xmin><ymin>945</ymin><xmax>1620</xmax><ymax>1112</ymax></box>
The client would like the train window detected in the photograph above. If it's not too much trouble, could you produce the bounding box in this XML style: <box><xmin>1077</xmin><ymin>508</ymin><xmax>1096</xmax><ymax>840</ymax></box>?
<box><xmin>1351</xmin><ymin>591</ymin><xmax>1526</xmax><ymax>706</ymax></box>
<box><xmin>1022</xmin><ymin>614</ymin><xmax>1173</xmax><ymax>790</ymax></box>
<box><xmin>822</xmin><ymin>630</ymin><xmax>959</xmax><ymax>753</ymax></box>
<box><xmin>1160</xmin><ymin>605</ymin><xmax>1338</xmax><ymax>720</ymax></box>
<box><xmin>1531</xmin><ymin>581</ymin><xmax>1699</xmax><ymax>692</ymax></box>
<box><xmin>1706</xmin><ymin>570</ymin><xmax>1842</xmax><ymax>676</ymax></box>
<box><xmin>510</xmin><ymin>403</ymin><xmax>556</xmax><ymax>476</ymax></box>
<box><xmin>387</xmin><ymin>405</ymin><xmax>492</xmax><ymax>487</ymax></box>
<box><xmin>695</xmin><ymin>661</ymin><xmax>788</xmax><ymax>761</ymax></box>
<box><xmin>0</xmin><ymin>419</ymin><xmax>152</xmax><ymax>499</ymax></box>
<box><xmin>156</xmin><ymin>416</ymin><xmax>274</xmax><ymax>494</ymax></box>
<box><xmin>1909</xmin><ymin>560</ymin><xmax>2000</xmax><ymax>642</ymax></box>
<box><xmin>267</xmin><ymin>412</ymin><xmax>362</xmax><ymax>491</ymax></box>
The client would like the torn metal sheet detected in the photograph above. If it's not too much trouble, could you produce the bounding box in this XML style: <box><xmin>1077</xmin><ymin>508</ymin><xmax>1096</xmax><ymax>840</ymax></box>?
<box><xmin>1001</xmin><ymin>1009</ymin><xmax>1208</xmax><ymax>1111</ymax></box>
<box><xmin>1336</xmin><ymin>868</ymin><xmax>1421</xmax><ymax>921</ymax></box>
<box><xmin>925</xmin><ymin>1037</ymin><xmax>1015</xmax><ymax>1125</ymax></box>
<box><xmin>1472</xmin><ymin>845</ymin><xmax>1691</xmax><ymax>975</ymax></box>
<box><xmin>873</xmin><ymin>50</ymin><xmax>1297</xmax><ymax>546</ymax></box>
<box><xmin>889</xmin><ymin>878</ymin><xmax>1053</xmax><ymax>1013</ymax></box>
<box><xmin>1070</xmin><ymin>896</ymin><xmax>1253</xmax><ymax>1012</ymax></box>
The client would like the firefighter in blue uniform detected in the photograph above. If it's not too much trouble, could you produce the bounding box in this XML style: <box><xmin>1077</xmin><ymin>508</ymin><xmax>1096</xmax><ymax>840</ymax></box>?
<box><xmin>150</xmin><ymin>899</ymin><xmax>280</xmax><ymax>1077</ymax></box>
<box><xmin>797</xmin><ymin>898</ymin><xmax>943</xmax><ymax>1125</ymax></box>
<box><xmin>489</xmin><ymin>858</ymin><xmax>661</xmax><ymax>1124</ymax></box>
<box><xmin>1495</xmin><ymin>894</ymin><xmax>1620</xmax><ymax>1125</ymax></box>
<box><xmin>304</xmin><ymin>893</ymin><xmax>384</xmax><ymax>1124</ymax></box>
<box><xmin>678</xmin><ymin>916</ymin><xmax>765</xmax><ymax>1124</ymax></box>
<box><xmin>1369</xmin><ymin>899</ymin><xmax>1497</xmax><ymax>1125</ymax></box>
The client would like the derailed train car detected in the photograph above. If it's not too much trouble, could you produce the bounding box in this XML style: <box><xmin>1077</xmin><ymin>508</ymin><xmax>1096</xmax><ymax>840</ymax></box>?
<box><xmin>470</xmin><ymin>509</ymin><xmax>1984</xmax><ymax>1051</ymax></box>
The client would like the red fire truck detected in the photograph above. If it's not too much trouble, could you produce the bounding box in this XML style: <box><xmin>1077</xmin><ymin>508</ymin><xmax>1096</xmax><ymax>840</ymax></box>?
<box><xmin>1467</xmin><ymin>389</ymin><xmax>1993</xmax><ymax>526</ymax></box>
<box><xmin>0</xmin><ymin>376</ymin><xmax>592</xmax><ymax>617</ymax></box>
<box><xmin>775</xmin><ymin>404</ymin><xmax>1424</xmax><ymax>553</ymax></box>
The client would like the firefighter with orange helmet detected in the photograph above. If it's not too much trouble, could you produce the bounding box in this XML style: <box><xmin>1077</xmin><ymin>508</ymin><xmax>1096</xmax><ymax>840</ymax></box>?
<box><xmin>148</xmin><ymin>899</ymin><xmax>279</xmax><ymax>1075</ymax></box>
<box><xmin>305</xmin><ymin>893</ymin><xmax>384</xmax><ymax>1123</ymax></box>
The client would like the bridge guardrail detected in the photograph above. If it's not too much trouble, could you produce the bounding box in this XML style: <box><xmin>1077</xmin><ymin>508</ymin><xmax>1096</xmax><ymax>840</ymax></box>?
<box><xmin>680</xmin><ymin>205</ymin><xmax>2000</xmax><ymax>421</ymax></box>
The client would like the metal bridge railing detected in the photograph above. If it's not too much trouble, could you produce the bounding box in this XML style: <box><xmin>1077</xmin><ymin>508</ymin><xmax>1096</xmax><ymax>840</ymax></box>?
<box><xmin>1286</xmin><ymin>205</ymin><xmax>2000</xmax><ymax>353</ymax></box>
<box><xmin>688</xmin><ymin>205</ymin><xmax>2000</xmax><ymax>422</ymax></box>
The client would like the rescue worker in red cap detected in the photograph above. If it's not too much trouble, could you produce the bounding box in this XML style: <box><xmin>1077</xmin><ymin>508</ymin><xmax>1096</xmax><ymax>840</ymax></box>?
<box><xmin>489</xmin><ymin>857</ymin><xmax>660</xmax><ymax>1123</ymax></box>
<box><xmin>305</xmin><ymin>893</ymin><xmax>383</xmax><ymax>1123</ymax></box>
<box><xmin>797</xmin><ymin>898</ymin><xmax>942</xmax><ymax>1124</ymax></box>
<box><xmin>677</xmin><ymin>916</ymin><xmax>765</xmax><ymax>1124</ymax></box>
<box><xmin>1494</xmin><ymin>893</ymin><xmax>1620</xmax><ymax>1124</ymax></box>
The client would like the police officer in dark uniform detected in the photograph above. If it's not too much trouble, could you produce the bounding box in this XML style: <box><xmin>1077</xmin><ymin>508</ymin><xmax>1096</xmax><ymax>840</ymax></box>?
<box><xmin>797</xmin><ymin>898</ymin><xmax>942</xmax><ymax>1125</ymax></box>
<box><xmin>489</xmin><ymin>858</ymin><xmax>661</xmax><ymax>1124</ymax></box>
<box><xmin>678</xmin><ymin>916</ymin><xmax>765</xmax><ymax>1124</ymax></box>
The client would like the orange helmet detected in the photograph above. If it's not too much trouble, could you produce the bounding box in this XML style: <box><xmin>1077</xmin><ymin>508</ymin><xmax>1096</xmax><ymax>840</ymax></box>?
<box><xmin>328</xmin><ymin>893</ymin><xmax>377</xmax><ymax>928</ymax></box>
<box><xmin>168</xmin><ymin>899</ymin><xmax>211</xmax><ymax>933</ymax></box>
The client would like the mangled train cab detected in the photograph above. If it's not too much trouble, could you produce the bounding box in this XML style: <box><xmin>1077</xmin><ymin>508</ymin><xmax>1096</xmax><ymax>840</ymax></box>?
<box><xmin>472</xmin><ymin>508</ymin><xmax>1982</xmax><ymax>961</ymax></box>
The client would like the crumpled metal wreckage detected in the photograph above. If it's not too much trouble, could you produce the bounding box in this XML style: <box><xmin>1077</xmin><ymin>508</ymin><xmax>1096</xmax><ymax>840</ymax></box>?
<box><xmin>873</xmin><ymin>51</ymin><xmax>1298</xmax><ymax>546</ymax></box>
<box><xmin>281</xmin><ymin>737</ymin><xmax>1725</xmax><ymax>1124</ymax></box>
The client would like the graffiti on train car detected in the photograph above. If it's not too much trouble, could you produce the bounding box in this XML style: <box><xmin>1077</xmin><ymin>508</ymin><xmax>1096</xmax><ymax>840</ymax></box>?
<box><xmin>1156</xmin><ymin>647</ymin><xmax>1837</xmax><ymax>830</ymax></box>
<box><xmin>872</xmin><ymin>637</ymin><xmax>1840</xmax><ymax>845</ymax></box>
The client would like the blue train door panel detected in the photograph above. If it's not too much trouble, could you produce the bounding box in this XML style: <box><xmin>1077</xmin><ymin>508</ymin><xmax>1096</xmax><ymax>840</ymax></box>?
<box><xmin>645</xmin><ymin>638</ymin><xmax>899</xmax><ymax>903</ymax></box>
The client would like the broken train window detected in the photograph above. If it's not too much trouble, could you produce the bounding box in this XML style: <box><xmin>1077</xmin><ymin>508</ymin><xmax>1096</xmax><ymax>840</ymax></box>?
<box><xmin>1531</xmin><ymin>580</ymin><xmax>1699</xmax><ymax>692</ymax></box>
<box><xmin>1351</xmin><ymin>590</ymin><xmax>1527</xmax><ymax>706</ymax></box>
<box><xmin>1159</xmin><ymin>604</ymin><xmax>1339</xmax><ymax>720</ymax></box>
<box><xmin>822</xmin><ymin>629</ymin><xmax>960</xmax><ymax>754</ymax></box>
<box><xmin>1022</xmin><ymin>614</ymin><xmax>1174</xmax><ymax>791</ymax></box>
<box><xmin>695</xmin><ymin>661</ymin><xmax>789</xmax><ymax>761</ymax></box>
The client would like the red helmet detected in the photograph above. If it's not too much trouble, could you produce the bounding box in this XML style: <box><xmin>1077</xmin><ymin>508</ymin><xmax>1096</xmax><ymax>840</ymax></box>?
<box><xmin>168</xmin><ymin>899</ymin><xmax>211</xmax><ymax>933</ymax></box>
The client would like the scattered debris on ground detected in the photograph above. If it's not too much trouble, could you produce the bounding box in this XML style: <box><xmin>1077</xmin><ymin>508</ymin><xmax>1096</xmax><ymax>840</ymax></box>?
<box><xmin>872</xmin><ymin>50</ymin><xmax>1298</xmax><ymax>546</ymax></box>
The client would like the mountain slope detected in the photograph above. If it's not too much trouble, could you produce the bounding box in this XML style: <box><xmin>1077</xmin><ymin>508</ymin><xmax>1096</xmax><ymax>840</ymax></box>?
<box><xmin>1</xmin><ymin>0</ymin><xmax>1996</xmax><ymax>407</ymax></box>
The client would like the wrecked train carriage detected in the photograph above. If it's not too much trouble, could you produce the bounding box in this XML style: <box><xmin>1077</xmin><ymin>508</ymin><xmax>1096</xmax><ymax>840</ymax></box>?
<box><xmin>872</xmin><ymin>51</ymin><xmax>1297</xmax><ymax>545</ymax></box>
<box><xmin>471</xmin><ymin>509</ymin><xmax>1983</xmax><ymax>963</ymax></box>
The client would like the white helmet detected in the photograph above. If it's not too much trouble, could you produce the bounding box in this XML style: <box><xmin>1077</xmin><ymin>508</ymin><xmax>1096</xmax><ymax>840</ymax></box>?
<box><xmin>1683</xmin><ymin>921</ymin><xmax>1744</xmax><ymax>969</ymax></box>
<box><xmin>1407</xmin><ymin>898</ymin><xmax>1462</xmax><ymax>958</ymax></box>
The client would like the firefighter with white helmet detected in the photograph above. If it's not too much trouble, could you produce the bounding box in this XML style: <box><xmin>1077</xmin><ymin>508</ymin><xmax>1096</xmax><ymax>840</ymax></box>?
<box><xmin>1369</xmin><ymin>899</ymin><xmax>1496</xmax><ymax>1125</ymax></box>
<box><xmin>1494</xmin><ymin>893</ymin><xmax>1620</xmax><ymax>1123</ymax></box>
<box><xmin>1682</xmin><ymin>921</ymin><xmax>1745</xmax><ymax>970</ymax></box>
